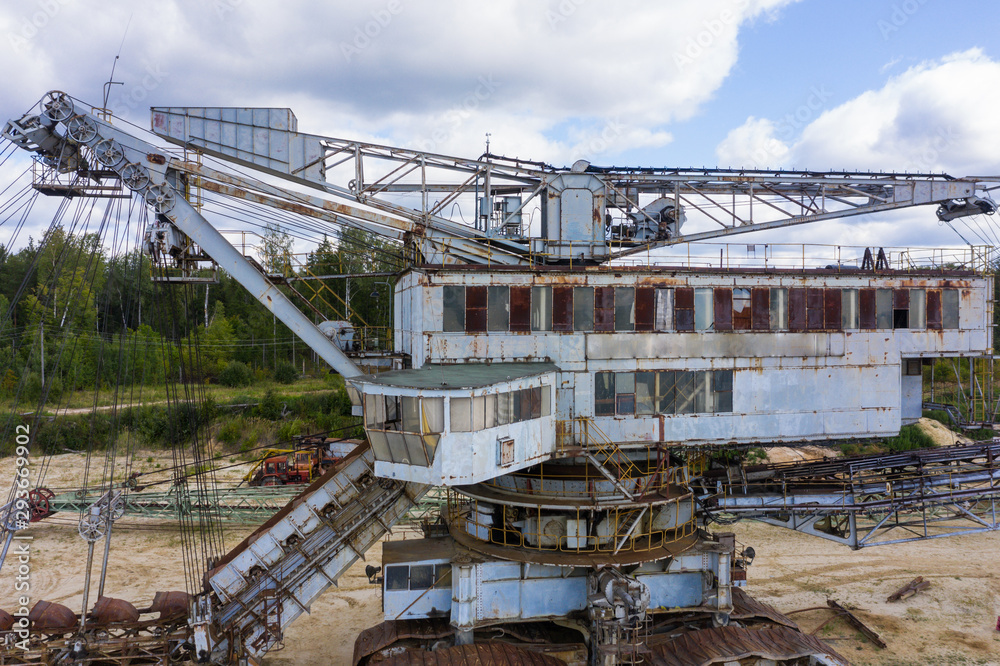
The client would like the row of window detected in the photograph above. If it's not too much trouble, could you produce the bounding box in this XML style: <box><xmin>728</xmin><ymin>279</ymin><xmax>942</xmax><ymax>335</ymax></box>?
<box><xmin>451</xmin><ymin>386</ymin><xmax>552</xmax><ymax>432</ymax></box>
<box><xmin>385</xmin><ymin>563</ymin><xmax>452</xmax><ymax>591</ymax></box>
<box><xmin>442</xmin><ymin>285</ymin><xmax>961</xmax><ymax>333</ymax></box>
<box><xmin>595</xmin><ymin>370</ymin><xmax>733</xmax><ymax>416</ymax></box>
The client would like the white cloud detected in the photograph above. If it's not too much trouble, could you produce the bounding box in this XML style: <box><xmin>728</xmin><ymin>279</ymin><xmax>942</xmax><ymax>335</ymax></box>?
<box><xmin>715</xmin><ymin>117</ymin><xmax>789</xmax><ymax>168</ymax></box>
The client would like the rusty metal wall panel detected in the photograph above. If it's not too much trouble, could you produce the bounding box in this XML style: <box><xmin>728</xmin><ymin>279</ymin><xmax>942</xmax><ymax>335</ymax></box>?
<box><xmin>648</xmin><ymin>625</ymin><xmax>848</xmax><ymax>666</ymax></box>
<box><xmin>466</xmin><ymin>286</ymin><xmax>487</xmax><ymax>333</ymax></box>
<box><xmin>636</xmin><ymin>287</ymin><xmax>655</xmax><ymax>331</ymax></box>
<box><xmin>860</xmin><ymin>288</ymin><xmax>876</xmax><ymax>328</ymax></box>
<box><xmin>675</xmin><ymin>287</ymin><xmax>694</xmax><ymax>331</ymax></box>
<box><xmin>824</xmin><ymin>288</ymin><xmax>842</xmax><ymax>330</ymax></box>
<box><xmin>894</xmin><ymin>287</ymin><xmax>910</xmax><ymax>308</ymax></box>
<box><xmin>713</xmin><ymin>288</ymin><xmax>732</xmax><ymax>331</ymax></box>
<box><xmin>788</xmin><ymin>288</ymin><xmax>807</xmax><ymax>331</ymax></box>
<box><xmin>510</xmin><ymin>286</ymin><xmax>531</xmax><ymax>332</ymax></box>
<box><xmin>552</xmin><ymin>286</ymin><xmax>573</xmax><ymax>331</ymax></box>
<box><xmin>594</xmin><ymin>286</ymin><xmax>614</xmax><ymax>331</ymax></box>
<box><xmin>750</xmin><ymin>288</ymin><xmax>769</xmax><ymax>330</ymax></box>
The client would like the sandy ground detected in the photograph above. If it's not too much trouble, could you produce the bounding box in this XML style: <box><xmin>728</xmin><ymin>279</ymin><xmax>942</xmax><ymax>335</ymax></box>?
<box><xmin>2</xmin><ymin>449</ymin><xmax>999</xmax><ymax>665</ymax></box>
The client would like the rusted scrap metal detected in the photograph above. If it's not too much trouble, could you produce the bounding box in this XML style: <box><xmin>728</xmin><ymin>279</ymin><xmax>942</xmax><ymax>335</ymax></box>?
<box><xmin>826</xmin><ymin>599</ymin><xmax>887</xmax><ymax>649</ymax></box>
<box><xmin>0</xmin><ymin>608</ymin><xmax>13</xmax><ymax>631</ymax></box>
<box><xmin>91</xmin><ymin>597</ymin><xmax>140</xmax><ymax>625</ymax></box>
<box><xmin>646</xmin><ymin>625</ymin><xmax>849</xmax><ymax>666</ymax></box>
<box><xmin>887</xmin><ymin>576</ymin><xmax>930</xmax><ymax>602</ymax></box>
<box><xmin>28</xmin><ymin>600</ymin><xmax>77</xmax><ymax>632</ymax></box>
<box><xmin>377</xmin><ymin>642</ymin><xmax>568</xmax><ymax>666</ymax></box>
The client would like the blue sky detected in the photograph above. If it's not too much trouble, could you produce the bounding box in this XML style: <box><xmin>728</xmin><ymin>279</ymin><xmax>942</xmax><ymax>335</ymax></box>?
<box><xmin>1</xmin><ymin>0</ymin><xmax>999</xmax><ymax>251</ymax></box>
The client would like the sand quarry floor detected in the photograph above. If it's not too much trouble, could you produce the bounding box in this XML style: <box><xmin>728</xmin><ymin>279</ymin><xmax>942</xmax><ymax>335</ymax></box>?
<box><xmin>1</xmin><ymin>435</ymin><xmax>999</xmax><ymax>666</ymax></box>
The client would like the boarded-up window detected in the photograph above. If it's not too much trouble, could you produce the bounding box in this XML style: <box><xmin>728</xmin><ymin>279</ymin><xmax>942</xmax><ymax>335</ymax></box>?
<box><xmin>655</xmin><ymin>288</ymin><xmax>672</xmax><ymax>331</ymax></box>
<box><xmin>733</xmin><ymin>288</ymin><xmax>751</xmax><ymax>330</ymax></box>
<box><xmin>788</xmin><ymin>288</ymin><xmax>807</xmax><ymax>331</ymax></box>
<box><xmin>751</xmin><ymin>288</ymin><xmax>769</xmax><ymax>330</ymax></box>
<box><xmin>714</xmin><ymin>288</ymin><xmax>733</xmax><ymax>331</ymax></box>
<box><xmin>510</xmin><ymin>286</ymin><xmax>531</xmax><ymax>332</ymax></box>
<box><xmin>552</xmin><ymin>286</ymin><xmax>573</xmax><ymax>332</ymax></box>
<box><xmin>675</xmin><ymin>287</ymin><xmax>694</xmax><ymax>331</ymax></box>
<box><xmin>943</xmin><ymin>289</ymin><xmax>959</xmax><ymax>329</ymax></box>
<box><xmin>876</xmin><ymin>289</ymin><xmax>892</xmax><ymax>329</ymax></box>
<box><xmin>615</xmin><ymin>287</ymin><xmax>635</xmax><ymax>331</ymax></box>
<box><xmin>488</xmin><ymin>286</ymin><xmax>509</xmax><ymax>331</ymax></box>
<box><xmin>635</xmin><ymin>287</ymin><xmax>655</xmax><ymax>331</ymax></box>
<box><xmin>694</xmin><ymin>288</ymin><xmax>714</xmax><ymax>331</ymax></box>
<box><xmin>926</xmin><ymin>289</ymin><xmax>942</xmax><ymax>330</ymax></box>
<box><xmin>573</xmin><ymin>287</ymin><xmax>594</xmax><ymax>331</ymax></box>
<box><xmin>910</xmin><ymin>289</ymin><xmax>926</xmax><ymax>329</ymax></box>
<box><xmin>466</xmin><ymin>285</ymin><xmax>487</xmax><ymax>333</ymax></box>
<box><xmin>860</xmin><ymin>288</ymin><xmax>876</xmax><ymax>329</ymax></box>
<box><xmin>769</xmin><ymin>288</ymin><xmax>787</xmax><ymax>330</ymax></box>
<box><xmin>531</xmin><ymin>286</ymin><xmax>552</xmax><ymax>331</ymax></box>
<box><xmin>824</xmin><ymin>289</ymin><xmax>841</xmax><ymax>330</ymax></box>
<box><xmin>807</xmin><ymin>288</ymin><xmax>824</xmax><ymax>330</ymax></box>
<box><xmin>842</xmin><ymin>289</ymin><xmax>859</xmax><ymax>329</ymax></box>
<box><xmin>443</xmin><ymin>286</ymin><xmax>465</xmax><ymax>332</ymax></box>
<box><xmin>595</xmin><ymin>286</ymin><xmax>614</xmax><ymax>332</ymax></box>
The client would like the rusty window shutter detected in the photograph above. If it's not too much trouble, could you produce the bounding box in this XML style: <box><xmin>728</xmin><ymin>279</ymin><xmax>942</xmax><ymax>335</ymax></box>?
<box><xmin>806</xmin><ymin>287</ymin><xmax>824</xmax><ymax>330</ymax></box>
<box><xmin>860</xmin><ymin>288</ymin><xmax>876</xmax><ymax>329</ymax></box>
<box><xmin>594</xmin><ymin>286</ymin><xmax>614</xmax><ymax>331</ymax></box>
<box><xmin>635</xmin><ymin>287</ymin><xmax>655</xmax><ymax>331</ymax></box>
<box><xmin>552</xmin><ymin>286</ymin><xmax>574</xmax><ymax>331</ymax></box>
<box><xmin>751</xmin><ymin>288</ymin><xmax>770</xmax><ymax>330</ymax></box>
<box><xmin>675</xmin><ymin>287</ymin><xmax>694</xmax><ymax>331</ymax></box>
<box><xmin>465</xmin><ymin>285</ymin><xmax>487</xmax><ymax>332</ymax></box>
<box><xmin>788</xmin><ymin>288</ymin><xmax>807</xmax><ymax>331</ymax></box>
<box><xmin>510</xmin><ymin>286</ymin><xmax>531</xmax><ymax>331</ymax></box>
<box><xmin>926</xmin><ymin>289</ymin><xmax>942</xmax><ymax>329</ymax></box>
<box><xmin>714</xmin><ymin>288</ymin><xmax>732</xmax><ymax>331</ymax></box>
<box><xmin>824</xmin><ymin>289</ymin><xmax>842</xmax><ymax>330</ymax></box>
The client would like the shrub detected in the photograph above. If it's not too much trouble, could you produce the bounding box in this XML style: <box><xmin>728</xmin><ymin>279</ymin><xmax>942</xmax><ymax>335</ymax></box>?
<box><xmin>883</xmin><ymin>424</ymin><xmax>934</xmax><ymax>452</ymax></box>
<box><xmin>273</xmin><ymin>361</ymin><xmax>298</xmax><ymax>385</ymax></box>
<box><xmin>219</xmin><ymin>361</ymin><xmax>253</xmax><ymax>388</ymax></box>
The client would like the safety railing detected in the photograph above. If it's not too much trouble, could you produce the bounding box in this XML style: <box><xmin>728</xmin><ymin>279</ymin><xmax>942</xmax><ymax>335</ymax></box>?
<box><xmin>447</xmin><ymin>491</ymin><xmax>698</xmax><ymax>555</ymax></box>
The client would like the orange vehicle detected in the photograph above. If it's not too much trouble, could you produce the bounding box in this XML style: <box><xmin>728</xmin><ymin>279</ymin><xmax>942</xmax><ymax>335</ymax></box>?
<box><xmin>247</xmin><ymin>438</ymin><xmax>360</xmax><ymax>486</ymax></box>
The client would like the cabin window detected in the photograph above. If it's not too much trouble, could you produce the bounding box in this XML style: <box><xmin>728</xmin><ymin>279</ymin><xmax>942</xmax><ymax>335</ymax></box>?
<box><xmin>385</xmin><ymin>566</ymin><xmax>409</xmax><ymax>591</ymax></box>
<box><xmin>442</xmin><ymin>286</ymin><xmax>465</xmax><ymax>332</ymax></box>
<box><xmin>435</xmin><ymin>564</ymin><xmax>452</xmax><ymax>588</ymax></box>
<box><xmin>926</xmin><ymin>290</ymin><xmax>942</xmax><ymax>330</ymax></box>
<box><xmin>675</xmin><ymin>287</ymin><xmax>694</xmax><ymax>331</ymax></box>
<box><xmin>595</xmin><ymin>372</ymin><xmax>616</xmax><ymax>416</ymax></box>
<box><xmin>488</xmin><ymin>286</ymin><xmax>510</xmax><ymax>331</ymax></box>
<box><xmin>574</xmin><ymin>287</ymin><xmax>595</xmax><ymax>331</ymax></box>
<box><xmin>510</xmin><ymin>286</ymin><xmax>531</xmax><ymax>332</ymax></box>
<box><xmin>733</xmin><ymin>288</ymin><xmax>751</xmax><ymax>330</ymax></box>
<box><xmin>909</xmin><ymin>289</ymin><xmax>926</xmax><ymax>329</ymax></box>
<box><xmin>615</xmin><ymin>287</ymin><xmax>635</xmax><ymax>331</ymax></box>
<box><xmin>943</xmin><ymin>289</ymin><xmax>959</xmax><ymax>328</ymax></box>
<box><xmin>876</xmin><ymin>289</ymin><xmax>893</xmax><ymax>329</ymax></box>
<box><xmin>694</xmin><ymin>288</ymin><xmax>714</xmax><ymax>331</ymax></box>
<box><xmin>466</xmin><ymin>285</ymin><xmax>487</xmax><ymax>332</ymax></box>
<box><xmin>595</xmin><ymin>287</ymin><xmax>615</xmax><ymax>331</ymax></box>
<box><xmin>655</xmin><ymin>288</ymin><xmax>672</xmax><ymax>331</ymax></box>
<box><xmin>423</xmin><ymin>398</ymin><xmax>445</xmax><ymax>433</ymax></box>
<box><xmin>531</xmin><ymin>286</ymin><xmax>552</xmax><ymax>331</ymax></box>
<box><xmin>450</xmin><ymin>397</ymin><xmax>472</xmax><ymax>432</ymax></box>
<box><xmin>860</xmin><ymin>289</ymin><xmax>876</xmax><ymax>328</ymax></box>
<box><xmin>842</xmin><ymin>289</ymin><xmax>859</xmax><ymax>329</ymax></box>
<box><xmin>712</xmin><ymin>370</ymin><xmax>734</xmax><ymax>412</ymax></box>
<box><xmin>751</xmin><ymin>288</ymin><xmax>769</xmax><ymax>330</ymax></box>
<box><xmin>635</xmin><ymin>371</ymin><xmax>656</xmax><ymax>415</ymax></box>
<box><xmin>656</xmin><ymin>371</ymin><xmax>675</xmax><ymax>414</ymax></box>
<box><xmin>824</xmin><ymin>289</ymin><xmax>841</xmax><ymax>330</ymax></box>
<box><xmin>769</xmin><ymin>288</ymin><xmax>788</xmax><ymax>330</ymax></box>
<box><xmin>615</xmin><ymin>372</ymin><xmax>636</xmax><ymax>414</ymax></box>
<box><xmin>409</xmin><ymin>564</ymin><xmax>435</xmax><ymax>590</ymax></box>
<box><xmin>552</xmin><ymin>286</ymin><xmax>573</xmax><ymax>332</ymax></box>
<box><xmin>714</xmin><ymin>288</ymin><xmax>732</xmax><ymax>331</ymax></box>
<box><xmin>401</xmin><ymin>396</ymin><xmax>421</xmax><ymax>432</ymax></box>
<box><xmin>905</xmin><ymin>359</ymin><xmax>923</xmax><ymax>376</ymax></box>
<box><xmin>541</xmin><ymin>385</ymin><xmax>552</xmax><ymax>416</ymax></box>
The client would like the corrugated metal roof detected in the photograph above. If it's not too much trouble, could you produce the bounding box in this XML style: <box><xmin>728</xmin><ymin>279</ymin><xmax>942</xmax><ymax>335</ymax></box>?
<box><xmin>376</xmin><ymin>642</ymin><xmax>568</xmax><ymax>666</ymax></box>
<box><xmin>352</xmin><ymin>362</ymin><xmax>559</xmax><ymax>390</ymax></box>
<box><xmin>647</xmin><ymin>625</ymin><xmax>849</xmax><ymax>666</ymax></box>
